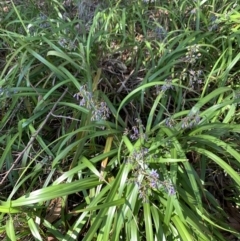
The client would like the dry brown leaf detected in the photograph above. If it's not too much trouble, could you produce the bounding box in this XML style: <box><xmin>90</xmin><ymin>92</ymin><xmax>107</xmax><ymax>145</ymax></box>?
<box><xmin>45</xmin><ymin>197</ymin><xmax>62</xmax><ymax>224</ymax></box>
<box><xmin>47</xmin><ymin>237</ymin><xmax>58</xmax><ymax>241</ymax></box>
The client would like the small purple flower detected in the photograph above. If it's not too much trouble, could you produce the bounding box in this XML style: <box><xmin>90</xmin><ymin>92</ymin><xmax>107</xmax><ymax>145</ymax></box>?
<box><xmin>132</xmin><ymin>126</ymin><xmax>139</xmax><ymax>136</ymax></box>
<box><xmin>188</xmin><ymin>69</ymin><xmax>203</xmax><ymax>89</ymax></box>
<box><xmin>181</xmin><ymin>112</ymin><xmax>201</xmax><ymax>129</ymax></box>
<box><xmin>167</xmin><ymin>185</ymin><xmax>176</xmax><ymax>196</ymax></box>
<box><xmin>161</xmin><ymin>84</ymin><xmax>172</xmax><ymax>91</ymax></box>
<box><xmin>181</xmin><ymin>117</ymin><xmax>189</xmax><ymax>129</ymax></box>
<box><xmin>148</xmin><ymin>169</ymin><xmax>159</xmax><ymax>189</ymax></box>
<box><xmin>185</xmin><ymin>45</ymin><xmax>201</xmax><ymax>64</ymax></box>
<box><xmin>149</xmin><ymin>169</ymin><xmax>159</xmax><ymax>179</ymax></box>
<box><xmin>73</xmin><ymin>93</ymin><xmax>80</xmax><ymax>101</ymax></box>
<box><xmin>150</xmin><ymin>180</ymin><xmax>158</xmax><ymax>189</ymax></box>
<box><xmin>130</xmin><ymin>126</ymin><xmax>139</xmax><ymax>140</ymax></box>
<box><xmin>165</xmin><ymin>117</ymin><xmax>175</xmax><ymax>128</ymax></box>
<box><xmin>80</xmin><ymin>98</ymin><xmax>86</xmax><ymax>106</ymax></box>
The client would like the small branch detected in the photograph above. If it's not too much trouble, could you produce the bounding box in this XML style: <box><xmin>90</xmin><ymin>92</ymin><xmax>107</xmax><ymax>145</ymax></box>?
<box><xmin>50</xmin><ymin>113</ymin><xmax>80</xmax><ymax>122</ymax></box>
<box><xmin>0</xmin><ymin>88</ymin><xmax>68</xmax><ymax>186</ymax></box>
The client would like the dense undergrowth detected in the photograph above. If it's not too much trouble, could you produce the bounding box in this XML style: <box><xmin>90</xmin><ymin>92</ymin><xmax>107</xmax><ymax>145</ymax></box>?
<box><xmin>0</xmin><ymin>0</ymin><xmax>240</xmax><ymax>240</ymax></box>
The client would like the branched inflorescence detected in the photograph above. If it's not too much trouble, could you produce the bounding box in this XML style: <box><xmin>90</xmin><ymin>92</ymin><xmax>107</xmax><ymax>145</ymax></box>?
<box><xmin>185</xmin><ymin>44</ymin><xmax>201</xmax><ymax>64</ymax></box>
<box><xmin>208</xmin><ymin>14</ymin><xmax>219</xmax><ymax>31</ymax></box>
<box><xmin>161</xmin><ymin>78</ymin><xmax>174</xmax><ymax>92</ymax></box>
<box><xmin>180</xmin><ymin>69</ymin><xmax>203</xmax><ymax>90</ymax></box>
<box><xmin>74</xmin><ymin>85</ymin><xmax>110</xmax><ymax>121</ymax></box>
<box><xmin>127</xmin><ymin>147</ymin><xmax>176</xmax><ymax>202</ymax></box>
<box><xmin>124</xmin><ymin>118</ymin><xmax>147</xmax><ymax>141</ymax></box>
<box><xmin>155</xmin><ymin>26</ymin><xmax>167</xmax><ymax>42</ymax></box>
<box><xmin>165</xmin><ymin>117</ymin><xmax>176</xmax><ymax>128</ymax></box>
<box><xmin>180</xmin><ymin>112</ymin><xmax>201</xmax><ymax>129</ymax></box>
<box><xmin>165</xmin><ymin>111</ymin><xmax>201</xmax><ymax>129</ymax></box>
<box><xmin>154</xmin><ymin>78</ymin><xmax>174</xmax><ymax>95</ymax></box>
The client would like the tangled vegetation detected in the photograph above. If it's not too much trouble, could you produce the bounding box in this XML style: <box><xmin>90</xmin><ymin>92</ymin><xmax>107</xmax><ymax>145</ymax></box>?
<box><xmin>0</xmin><ymin>0</ymin><xmax>240</xmax><ymax>240</ymax></box>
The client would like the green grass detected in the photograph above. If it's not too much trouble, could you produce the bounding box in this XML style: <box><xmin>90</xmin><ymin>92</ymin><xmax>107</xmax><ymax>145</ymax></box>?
<box><xmin>0</xmin><ymin>0</ymin><xmax>240</xmax><ymax>240</ymax></box>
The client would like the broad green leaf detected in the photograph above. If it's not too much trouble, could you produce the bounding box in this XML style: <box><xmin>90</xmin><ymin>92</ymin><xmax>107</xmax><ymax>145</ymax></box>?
<box><xmin>27</xmin><ymin>216</ymin><xmax>43</xmax><ymax>241</ymax></box>
<box><xmin>9</xmin><ymin>178</ymin><xmax>99</xmax><ymax>206</ymax></box>
<box><xmin>6</xmin><ymin>216</ymin><xmax>16</xmax><ymax>241</ymax></box>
